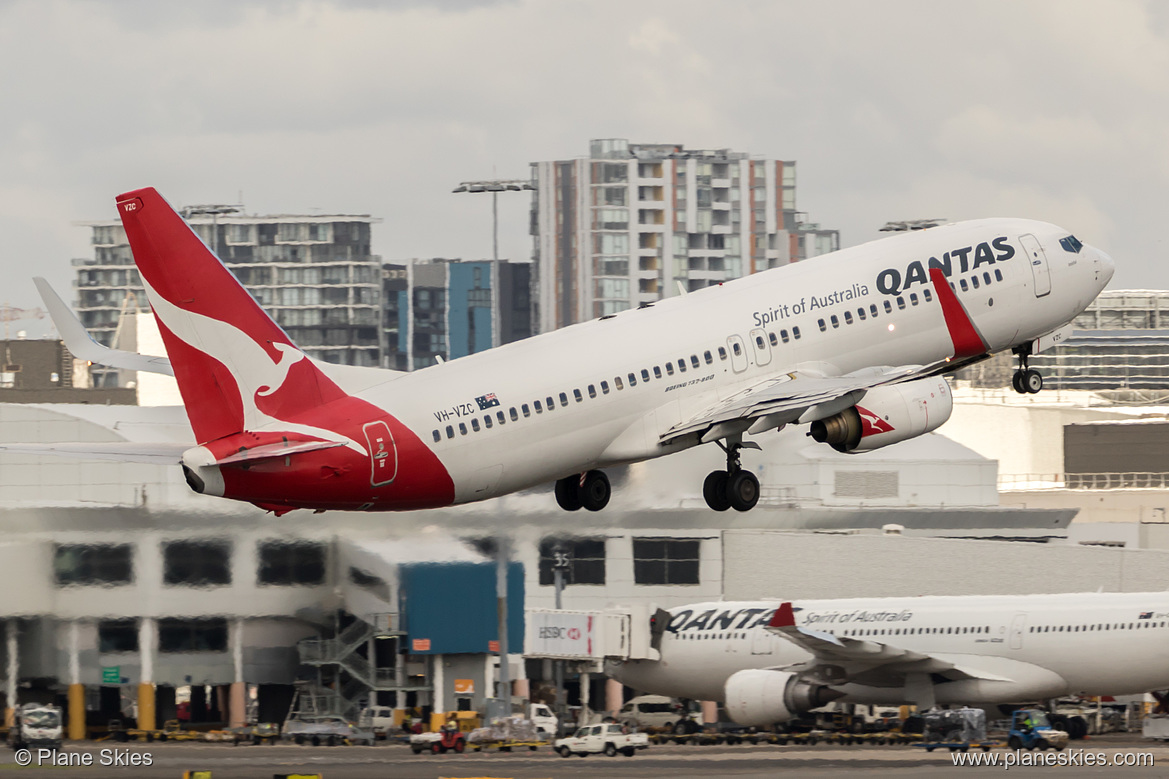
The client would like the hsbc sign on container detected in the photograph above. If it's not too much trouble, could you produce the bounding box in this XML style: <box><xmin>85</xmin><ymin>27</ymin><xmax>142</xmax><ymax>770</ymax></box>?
<box><xmin>527</xmin><ymin>611</ymin><xmax>595</xmax><ymax>658</ymax></box>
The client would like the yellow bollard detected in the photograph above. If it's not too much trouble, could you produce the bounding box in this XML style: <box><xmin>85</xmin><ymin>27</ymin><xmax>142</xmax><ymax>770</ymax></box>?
<box><xmin>136</xmin><ymin>682</ymin><xmax>155</xmax><ymax>732</ymax></box>
<box><xmin>68</xmin><ymin>683</ymin><xmax>86</xmax><ymax>740</ymax></box>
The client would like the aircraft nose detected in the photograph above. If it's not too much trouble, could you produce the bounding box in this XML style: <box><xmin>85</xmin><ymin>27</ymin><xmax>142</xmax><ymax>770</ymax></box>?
<box><xmin>1093</xmin><ymin>246</ymin><xmax>1115</xmax><ymax>286</ymax></box>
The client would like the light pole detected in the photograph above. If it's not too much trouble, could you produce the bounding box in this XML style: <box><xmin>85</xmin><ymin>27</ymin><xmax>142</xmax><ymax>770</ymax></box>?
<box><xmin>551</xmin><ymin>543</ymin><xmax>570</xmax><ymax>735</ymax></box>
<box><xmin>452</xmin><ymin>179</ymin><xmax>534</xmax><ymax>261</ymax></box>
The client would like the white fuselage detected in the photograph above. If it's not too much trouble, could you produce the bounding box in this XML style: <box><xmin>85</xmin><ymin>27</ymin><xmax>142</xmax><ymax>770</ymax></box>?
<box><xmin>610</xmin><ymin>592</ymin><xmax>1169</xmax><ymax>706</ymax></box>
<box><xmin>348</xmin><ymin>218</ymin><xmax>1111</xmax><ymax>503</ymax></box>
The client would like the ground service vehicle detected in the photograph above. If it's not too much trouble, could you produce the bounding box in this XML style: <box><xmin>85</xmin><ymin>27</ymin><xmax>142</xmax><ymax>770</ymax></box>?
<box><xmin>618</xmin><ymin>695</ymin><xmax>682</xmax><ymax>730</ymax></box>
<box><xmin>284</xmin><ymin>717</ymin><xmax>375</xmax><ymax>746</ymax></box>
<box><xmin>1007</xmin><ymin>709</ymin><xmax>1069</xmax><ymax>751</ymax></box>
<box><xmin>555</xmin><ymin>723</ymin><xmax>649</xmax><ymax>757</ymax></box>
<box><xmin>410</xmin><ymin>726</ymin><xmax>466</xmax><ymax>754</ymax></box>
<box><xmin>7</xmin><ymin>704</ymin><xmax>62</xmax><ymax>751</ymax></box>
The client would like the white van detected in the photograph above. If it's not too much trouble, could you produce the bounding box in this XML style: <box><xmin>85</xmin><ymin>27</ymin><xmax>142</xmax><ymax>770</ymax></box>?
<box><xmin>358</xmin><ymin>706</ymin><xmax>396</xmax><ymax>738</ymax></box>
<box><xmin>618</xmin><ymin>695</ymin><xmax>683</xmax><ymax>730</ymax></box>
<box><xmin>528</xmin><ymin>703</ymin><xmax>558</xmax><ymax>737</ymax></box>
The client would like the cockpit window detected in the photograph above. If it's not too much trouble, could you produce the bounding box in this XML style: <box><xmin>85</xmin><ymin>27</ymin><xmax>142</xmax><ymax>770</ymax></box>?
<box><xmin>1059</xmin><ymin>235</ymin><xmax>1083</xmax><ymax>253</ymax></box>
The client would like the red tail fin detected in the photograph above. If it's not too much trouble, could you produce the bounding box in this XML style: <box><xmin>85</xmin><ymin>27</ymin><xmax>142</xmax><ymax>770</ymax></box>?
<box><xmin>116</xmin><ymin>188</ymin><xmax>347</xmax><ymax>443</ymax></box>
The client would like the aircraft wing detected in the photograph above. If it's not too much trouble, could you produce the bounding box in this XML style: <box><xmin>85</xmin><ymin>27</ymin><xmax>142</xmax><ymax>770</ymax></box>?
<box><xmin>35</xmin><ymin>277</ymin><xmax>175</xmax><ymax>376</ymax></box>
<box><xmin>659</xmin><ymin>364</ymin><xmax>937</xmax><ymax>445</ymax></box>
<box><xmin>764</xmin><ymin>603</ymin><xmax>1013</xmax><ymax>686</ymax></box>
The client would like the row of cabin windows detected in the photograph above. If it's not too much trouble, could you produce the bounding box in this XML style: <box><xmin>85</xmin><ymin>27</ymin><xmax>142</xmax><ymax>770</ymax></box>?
<box><xmin>1028</xmin><ymin>620</ymin><xmax>1166</xmax><ymax>633</ymax></box>
<box><xmin>953</xmin><ymin>267</ymin><xmax>1005</xmax><ymax>294</ymax></box>
<box><xmin>433</xmin><ymin>343</ymin><xmax>736</xmax><ymax>443</ymax></box>
<box><xmin>818</xmin><ymin>289</ymin><xmax>934</xmax><ymax>332</ymax></box>
<box><xmin>839</xmin><ymin>625</ymin><xmax>989</xmax><ymax>637</ymax></box>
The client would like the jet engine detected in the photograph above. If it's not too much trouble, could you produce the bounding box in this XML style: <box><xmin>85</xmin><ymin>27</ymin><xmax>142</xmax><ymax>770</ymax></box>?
<box><xmin>724</xmin><ymin>669</ymin><xmax>844</xmax><ymax>727</ymax></box>
<box><xmin>808</xmin><ymin>377</ymin><xmax>953</xmax><ymax>454</ymax></box>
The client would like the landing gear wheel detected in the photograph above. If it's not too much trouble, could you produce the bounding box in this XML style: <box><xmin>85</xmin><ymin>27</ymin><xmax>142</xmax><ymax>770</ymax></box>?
<box><xmin>729</xmin><ymin>470</ymin><xmax>760</xmax><ymax>512</ymax></box>
<box><xmin>703</xmin><ymin>471</ymin><xmax>731</xmax><ymax>511</ymax></box>
<box><xmin>554</xmin><ymin>475</ymin><xmax>582</xmax><ymax>511</ymax></box>
<box><xmin>1023</xmin><ymin>368</ymin><xmax>1043</xmax><ymax>394</ymax></box>
<box><xmin>1011</xmin><ymin>371</ymin><xmax>1026</xmax><ymax>394</ymax></box>
<box><xmin>580</xmin><ymin>470</ymin><xmax>611</xmax><ymax>511</ymax></box>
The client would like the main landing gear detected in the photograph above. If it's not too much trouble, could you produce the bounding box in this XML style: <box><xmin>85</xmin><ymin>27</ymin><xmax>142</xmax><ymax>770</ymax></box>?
<box><xmin>555</xmin><ymin>470</ymin><xmax>611</xmax><ymax>512</ymax></box>
<box><xmin>1011</xmin><ymin>344</ymin><xmax>1043</xmax><ymax>395</ymax></box>
<box><xmin>703</xmin><ymin>439</ymin><xmax>760</xmax><ymax>512</ymax></box>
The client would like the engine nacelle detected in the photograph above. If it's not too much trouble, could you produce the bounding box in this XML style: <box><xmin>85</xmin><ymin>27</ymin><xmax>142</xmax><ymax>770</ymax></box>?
<box><xmin>724</xmin><ymin>669</ymin><xmax>843</xmax><ymax>727</ymax></box>
<box><xmin>808</xmin><ymin>377</ymin><xmax>953</xmax><ymax>453</ymax></box>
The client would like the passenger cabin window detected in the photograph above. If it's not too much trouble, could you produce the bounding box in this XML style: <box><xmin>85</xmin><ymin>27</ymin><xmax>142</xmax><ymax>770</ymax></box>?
<box><xmin>677</xmin><ymin>359</ymin><xmax>686</xmax><ymax>373</ymax></box>
<box><xmin>923</xmin><ymin>289</ymin><xmax>933</xmax><ymax>302</ymax></box>
<box><xmin>983</xmin><ymin>272</ymin><xmax>991</xmax><ymax>285</ymax></box>
<box><xmin>883</xmin><ymin>300</ymin><xmax>892</xmax><ymax>313</ymax></box>
<box><xmin>471</xmin><ymin>418</ymin><xmax>480</xmax><ymax>432</ymax></box>
<box><xmin>780</xmin><ymin>329</ymin><xmax>789</xmax><ymax>343</ymax></box>
<box><xmin>690</xmin><ymin>355</ymin><xmax>700</xmax><ymax>368</ymax></box>
<box><xmin>573</xmin><ymin>389</ymin><xmax>583</xmax><ymax>402</ymax></box>
<box><xmin>497</xmin><ymin>411</ymin><xmax>506</xmax><ymax>424</ymax></box>
<box><xmin>446</xmin><ymin>425</ymin><xmax>454</xmax><ymax>439</ymax></box>
<box><xmin>546</xmin><ymin>396</ymin><xmax>555</xmax><ymax>410</ymax></box>
<box><xmin>910</xmin><ymin>292</ymin><xmax>919</xmax><ymax>305</ymax></box>
<box><xmin>534</xmin><ymin>400</ymin><xmax>543</xmax><ymax>412</ymax></box>
<box><xmin>653</xmin><ymin>366</ymin><xmax>662</xmax><ymax>379</ymax></box>
<box><xmin>615</xmin><ymin>377</ymin><xmax>624</xmax><ymax>390</ymax></box>
<box><xmin>641</xmin><ymin>369</ymin><xmax>650</xmax><ymax>382</ymax></box>
<box><xmin>768</xmin><ymin>332</ymin><xmax>778</xmax><ymax>346</ymax></box>
<box><xmin>960</xmin><ymin>279</ymin><xmax>969</xmax><ymax>291</ymax></box>
<box><xmin>718</xmin><ymin>347</ymin><xmax>727</xmax><ymax>360</ymax></box>
<box><xmin>857</xmin><ymin>308</ymin><xmax>866</xmax><ymax>320</ymax></box>
<box><xmin>843</xmin><ymin>311</ymin><xmax>853</xmax><ymax>325</ymax></box>
<box><xmin>665</xmin><ymin>363</ymin><xmax>675</xmax><ymax>375</ymax></box>
<box><xmin>994</xmin><ymin>269</ymin><xmax>1003</xmax><ymax>282</ymax></box>
<box><xmin>588</xmin><ymin>385</ymin><xmax>597</xmax><ymax>398</ymax></box>
<box><xmin>522</xmin><ymin>403</ymin><xmax>531</xmax><ymax>417</ymax></box>
<box><xmin>732</xmin><ymin>343</ymin><xmax>742</xmax><ymax>355</ymax></box>
<box><xmin>755</xmin><ymin>335</ymin><xmax>765</xmax><ymax>348</ymax></box>
<box><xmin>818</xmin><ymin>318</ymin><xmax>826</xmax><ymax>332</ymax></box>
<box><xmin>830</xmin><ymin>315</ymin><xmax>839</xmax><ymax>328</ymax></box>
<box><xmin>971</xmin><ymin>276</ymin><xmax>980</xmax><ymax>289</ymax></box>
<box><xmin>432</xmin><ymin>430</ymin><xmax>441</xmax><ymax>443</ymax></box>
<box><xmin>628</xmin><ymin>372</ymin><xmax>637</xmax><ymax>386</ymax></box>
<box><xmin>485</xmin><ymin>415</ymin><xmax>493</xmax><ymax>427</ymax></box>
<box><xmin>601</xmin><ymin>381</ymin><xmax>610</xmax><ymax>394</ymax></box>
<box><xmin>459</xmin><ymin>422</ymin><xmax>468</xmax><ymax>435</ymax></box>
<box><xmin>509</xmin><ymin>407</ymin><xmax>519</xmax><ymax>421</ymax></box>
<box><xmin>793</xmin><ymin>326</ymin><xmax>801</xmax><ymax>339</ymax></box>
<box><xmin>559</xmin><ymin>392</ymin><xmax>569</xmax><ymax>406</ymax></box>
<box><xmin>704</xmin><ymin>350</ymin><xmax>713</xmax><ymax>364</ymax></box>
<box><xmin>896</xmin><ymin>297</ymin><xmax>906</xmax><ymax>310</ymax></box>
<box><xmin>870</xmin><ymin>304</ymin><xmax>879</xmax><ymax>317</ymax></box>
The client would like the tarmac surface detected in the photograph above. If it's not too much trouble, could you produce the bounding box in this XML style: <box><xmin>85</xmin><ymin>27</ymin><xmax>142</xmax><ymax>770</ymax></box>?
<box><xmin>4</xmin><ymin>733</ymin><xmax>1169</xmax><ymax>779</ymax></box>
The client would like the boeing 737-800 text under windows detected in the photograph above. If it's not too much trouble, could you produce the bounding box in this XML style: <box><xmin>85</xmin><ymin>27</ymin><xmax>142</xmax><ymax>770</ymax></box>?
<box><xmin>4</xmin><ymin>189</ymin><xmax>1113</xmax><ymax>516</ymax></box>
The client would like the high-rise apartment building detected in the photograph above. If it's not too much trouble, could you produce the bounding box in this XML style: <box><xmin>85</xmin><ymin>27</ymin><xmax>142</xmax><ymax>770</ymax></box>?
<box><xmin>75</xmin><ymin>208</ymin><xmax>384</xmax><ymax>384</ymax></box>
<box><xmin>530</xmin><ymin>139</ymin><xmax>840</xmax><ymax>332</ymax></box>
<box><xmin>382</xmin><ymin>259</ymin><xmax>532</xmax><ymax>371</ymax></box>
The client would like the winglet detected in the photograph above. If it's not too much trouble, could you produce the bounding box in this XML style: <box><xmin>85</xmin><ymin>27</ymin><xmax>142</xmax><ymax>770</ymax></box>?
<box><xmin>929</xmin><ymin>267</ymin><xmax>989</xmax><ymax>359</ymax></box>
<box><xmin>769</xmin><ymin>602</ymin><xmax>796</xmax><ymax>629</ymax></box>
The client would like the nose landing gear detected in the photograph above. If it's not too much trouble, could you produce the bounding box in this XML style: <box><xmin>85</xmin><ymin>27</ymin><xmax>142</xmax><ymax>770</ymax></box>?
<box><xmin>1011</xmin><ymin>344</ymin><xmax>1043</xmax><ymax>394</ymax></box>
<box><xmin>555</xmin><ymin>470</ymin><xmax>611</xmax><ymax>512</ymax></box>
<box><xmin>703</xmin><ymin>439</ymin><xmax>760</xmax><ymax>512</ymax></box>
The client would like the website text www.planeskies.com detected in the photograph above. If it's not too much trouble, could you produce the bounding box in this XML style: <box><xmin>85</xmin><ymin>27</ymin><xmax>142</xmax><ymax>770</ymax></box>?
<box><xmin>952</xmin><ymin>748</ymin><xmax>1154</xmax><ymax>769</ymax></box>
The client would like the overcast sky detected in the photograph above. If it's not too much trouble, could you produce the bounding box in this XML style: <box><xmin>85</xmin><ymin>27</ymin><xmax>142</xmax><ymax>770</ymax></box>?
<box><xmin>2</xmin><ymin>0</ymin><xmax>1167</xmax><ymax>330</ymax></box>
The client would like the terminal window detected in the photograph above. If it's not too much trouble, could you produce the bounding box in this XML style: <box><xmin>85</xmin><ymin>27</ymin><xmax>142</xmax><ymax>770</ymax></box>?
<box><xmin>98</xmin><ymin>620</ymin><xmax>139</xmax><ymax>653</ymax></box>
<box><xmin>53</xmin><ymin>543</ymin><xmax>132</xmax><ymax>587</ymax></box>
<box><xmin>538</xmin><ymin>538</ymin><xmax>606</xmax><ymax>586</ymax></box>
<box><xmin>158</xmin><ymin>618</ymin><xmax>228</xmax><ymax>653</ymax></box>
<box><xmin>163</xmin><ymin>540</ymin><xmax>232</xmax><ymax>587</ymax></box>
<box><xmin>258</xmin><ymin>541</ymin><xmax>327</xmax><ymax>586</ymax></box>
<box><xmin>632</xmin><ymin>538</ymin><xmax>700</xmax><ymax>585</ymax></box>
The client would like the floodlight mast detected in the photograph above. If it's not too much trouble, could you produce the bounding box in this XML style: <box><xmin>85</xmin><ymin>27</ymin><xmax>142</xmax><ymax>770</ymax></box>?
<box><xmin>452</xmin><ymin>180</ymin><xmax>535</xmax><ymax>261</ymax></box>
<box><xmin>180</xmin><ymin>204</ymin><xmax>243</xmax><ymax>256</ymax></box>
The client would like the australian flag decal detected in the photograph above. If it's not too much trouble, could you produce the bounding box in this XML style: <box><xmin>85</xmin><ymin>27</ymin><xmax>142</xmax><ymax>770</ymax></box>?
<box><xmin>1140</xmin><ymin>611</ymin><xmax>1153</xmax><ymax>619</ymax></box>
<box><xmin>476</xmin><ymin>393</ymin><xmax>500</xmax><ymax>410</ymax></box>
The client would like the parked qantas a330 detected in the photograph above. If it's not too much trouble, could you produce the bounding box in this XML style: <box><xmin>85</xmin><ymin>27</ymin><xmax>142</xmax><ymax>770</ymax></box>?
<box><xmin>12</xmin><ymin>188</ymin><xmax>1113</xmax><ymax>515</ymax></box>
<box><xmin>609</xmin><ymin>591</ymin><xmax>1169</xmax><ymax>726</ymax></box>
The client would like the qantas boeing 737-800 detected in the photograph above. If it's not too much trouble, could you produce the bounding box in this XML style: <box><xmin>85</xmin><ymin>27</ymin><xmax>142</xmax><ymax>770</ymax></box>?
<box><xmin>7</xmin><ymin>188</ymin><xmax>1113</xmax><ymax>515</ymax></box>
<box><xmin>608</xmin><ymin>591</ymin><xmax>1169</xmax><ymax>726</ymax></box>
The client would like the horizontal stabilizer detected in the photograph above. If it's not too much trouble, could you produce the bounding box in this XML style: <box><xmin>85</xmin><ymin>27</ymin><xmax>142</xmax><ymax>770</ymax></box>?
<box><xmin>0</xmin><ymin>441</ymin><xmax>189</xmax><ymax>464</ymax></box>
<box><xmin>34</xmin><ymin>277</ymin><xmax>175</xmax><ymax>377</ymax></box>
<box><xmin>211</xmin><ymin>439</ymin><xmax>345</xmax><ymax>467</ymax></box>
